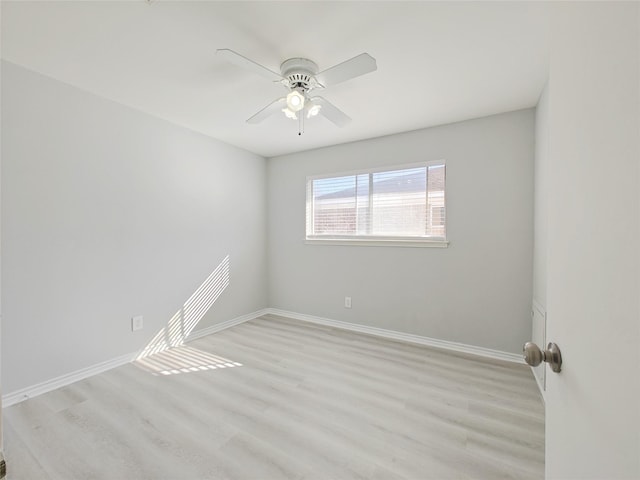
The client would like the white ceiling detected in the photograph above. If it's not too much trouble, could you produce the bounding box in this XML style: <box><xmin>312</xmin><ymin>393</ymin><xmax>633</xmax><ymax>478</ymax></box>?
<box><xmin>1</xmin><ymin>1</ymin><xmax>550</xmax><ymax>158</ymax></box>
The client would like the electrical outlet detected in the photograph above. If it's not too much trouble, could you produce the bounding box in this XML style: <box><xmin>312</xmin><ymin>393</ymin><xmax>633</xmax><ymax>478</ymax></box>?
<box><xmin>131</xmin><ymin>315</ymin><xmax>144</xmax><ymax>331</ymax></box>
<box><xmin>344</xmin><ymin>296</ymin><xmax>352</xmax><ymax>309</ymax></box>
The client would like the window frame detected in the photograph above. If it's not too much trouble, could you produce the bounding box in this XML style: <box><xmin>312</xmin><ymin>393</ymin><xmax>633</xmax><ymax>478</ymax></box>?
<box><xmin>305</xmin><ymin>160</ymin><xmax>449</xmax><ymax>248</ymax></box>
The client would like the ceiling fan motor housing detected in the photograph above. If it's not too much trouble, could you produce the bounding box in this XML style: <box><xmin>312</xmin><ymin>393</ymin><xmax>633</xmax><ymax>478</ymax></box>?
<box><xmin>280</xmin><ymin>58</ymin><xmax>319</xmax><ymax>92</ymax></box>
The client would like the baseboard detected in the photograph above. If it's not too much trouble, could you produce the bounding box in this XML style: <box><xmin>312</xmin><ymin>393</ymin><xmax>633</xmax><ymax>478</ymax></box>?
<box><xmin>2</xmin><ymin>309</ymin><xmax>267</xmax><ymax>407</ymax></box>
<box><xmin>186</xmin><ymin>308</ymin><xmax>270</xmax><ymax>342</ymax></box>
<box><xmin>2</xmin><ymin>352</ymin><xmax>134</xmax><ymax>407</ymax></box>
<box><xmin>2</xmin><ymin>307</ymin><xmax>523</xmax><ymax>407</ymax></box>
<box><xmin>265</xmin><ymin>308</ymin><xmax>525</xmax><ymax>365</ymax></box>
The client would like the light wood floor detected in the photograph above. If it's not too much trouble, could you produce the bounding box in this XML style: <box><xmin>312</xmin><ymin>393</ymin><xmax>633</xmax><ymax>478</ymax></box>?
<box><xmin>4</xmin><ymin>315</ymin><xmax>544</xmax><ymax>479</ymax></box>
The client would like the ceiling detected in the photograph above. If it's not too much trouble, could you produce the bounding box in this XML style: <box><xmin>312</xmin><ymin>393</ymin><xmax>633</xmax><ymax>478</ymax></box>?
<box><xmin>1</xmin><ymin>1</ymin><xmax>550</xmax><ymax>158</ymax></box>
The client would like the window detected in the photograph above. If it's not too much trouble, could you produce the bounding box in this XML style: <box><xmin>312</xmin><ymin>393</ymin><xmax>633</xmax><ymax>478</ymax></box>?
<box><xmin>306</xmin><ymin>161</ymin><xmax>447</xmax><ymax>247</ymax></box>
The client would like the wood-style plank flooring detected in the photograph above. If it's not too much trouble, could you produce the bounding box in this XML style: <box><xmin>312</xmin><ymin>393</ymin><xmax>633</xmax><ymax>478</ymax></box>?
<box><xmin>4</xmin><ymin>315</ymin><xmax>544</xmax><ymax>479</ymax></box>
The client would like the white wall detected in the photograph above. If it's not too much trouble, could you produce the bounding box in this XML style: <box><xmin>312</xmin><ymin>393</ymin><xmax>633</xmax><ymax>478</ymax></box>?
<box><xmin>543</xmin><ymin>2</ymin><xmax>639</xmax><ymax>478</ymax></box>
<box><xmin>1</xmin><ymin>62</ymin><xmax>268</xmax><ymax>395</ymax></box>
<box><xmin>268</xmin><ymin>109</ymin><xmax>534</xmax><ymax>354</ymax></box>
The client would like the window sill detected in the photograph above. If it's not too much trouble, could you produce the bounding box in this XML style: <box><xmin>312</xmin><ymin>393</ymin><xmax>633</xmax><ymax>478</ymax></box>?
<box><xmin>305</xmin><ymin>238</ymin><xmax>449</xmax><ymax>248</ymax></box>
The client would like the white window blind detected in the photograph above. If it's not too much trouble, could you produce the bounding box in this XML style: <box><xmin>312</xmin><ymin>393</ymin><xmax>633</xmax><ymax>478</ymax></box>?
<box><xmin>306</xmin><ymin>162</ymin><xmax>446</xmax><ymax>244</ymax></box>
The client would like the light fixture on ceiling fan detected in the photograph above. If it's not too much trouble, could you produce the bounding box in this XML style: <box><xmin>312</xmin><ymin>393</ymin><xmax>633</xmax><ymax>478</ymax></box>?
<box><xmin>217</xmin><ymin>49</ymin><xmax>377</xmax><ymax>134</ymax></box>
<box><xmin>285</xmin><ymin>90</ymin><xmax>305</xmax><ymax>114</ymax></box>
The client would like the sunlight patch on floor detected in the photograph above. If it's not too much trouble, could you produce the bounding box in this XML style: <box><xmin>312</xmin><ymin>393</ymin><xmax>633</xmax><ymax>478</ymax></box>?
<box><xmin>134</xmin><ymin>345</ymin><xmax>242</xmax><ymax>376</ymax></box>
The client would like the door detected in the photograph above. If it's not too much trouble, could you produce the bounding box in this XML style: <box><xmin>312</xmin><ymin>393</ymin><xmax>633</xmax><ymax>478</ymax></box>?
<box><xmin>543</xmin><ymin>3</ymin><xmax>639</xmax><ymax>478</ymax></box>
<box><xmin>0</xmin><ymin>0</ymin><xmax>4</xmax><ymax>467</ymax></box>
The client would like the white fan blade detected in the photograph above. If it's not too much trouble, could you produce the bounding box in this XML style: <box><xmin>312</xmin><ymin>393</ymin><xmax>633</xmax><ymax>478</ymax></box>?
<box><xmin>247</xmin><ymin>97</ymin><xmax>286</xmax><ymax>124</ymax></box>
<box><xmin>310</xmin><ymin>97</ymin><xmax>351</xmax><ymax>127</ymax></box>
<box><xmin>217</xmin><ymin>49</ymin><xmax>283</xmax><ymax>82</ymax></box>
<box><xmin>316</xmin><ymin>53</ymin><xmax>377</xmax><ymax>86</ymax></box>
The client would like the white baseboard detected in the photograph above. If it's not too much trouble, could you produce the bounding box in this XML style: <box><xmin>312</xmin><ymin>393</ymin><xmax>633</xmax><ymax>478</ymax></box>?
<box><xmin>186</xmin><ymin>308</ymin><xmax>269</xmax><ymax>342</ymax></box>
<box><xmin>2</xmin><ymin>352</ymin><xmax>134</xmax><ymax>407</ymax></box>
<box><xmin>265</xmin><ymin>308</ymin><xmax>525</xmax><ymax>365</ymax></box>
<box><xmin>2</xmin><ymin>309</ymin><xmax>268</xmax><ymax>407</ymax></box>
<box><xmin>3</xmin><ymin>307</ymin><xmax>523</xmax><ymax>407</ymax></box>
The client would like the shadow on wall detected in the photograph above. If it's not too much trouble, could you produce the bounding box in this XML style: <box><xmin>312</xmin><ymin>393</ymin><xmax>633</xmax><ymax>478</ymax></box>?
<box><xmin>136</xmin><ymin>254</ymin><xmax>231</xmax><ymax>360</ymax></box>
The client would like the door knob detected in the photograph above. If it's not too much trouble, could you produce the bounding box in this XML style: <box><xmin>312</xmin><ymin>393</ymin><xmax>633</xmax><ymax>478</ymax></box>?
<box><xmin>523</xmin><ymin>342</ymin><xmax>562</xmax><ymax>373</ymax></box>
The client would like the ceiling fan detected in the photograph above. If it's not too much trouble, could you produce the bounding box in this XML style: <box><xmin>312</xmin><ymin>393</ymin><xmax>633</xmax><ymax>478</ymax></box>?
<box><xmin>216</xmin><ymin>49</ymin><xmax>377</xmax><ymax>132</ymax></box>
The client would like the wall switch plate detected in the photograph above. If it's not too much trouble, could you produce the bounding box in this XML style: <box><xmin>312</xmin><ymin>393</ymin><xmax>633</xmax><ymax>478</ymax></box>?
<box><xmin>344</xmin><ymin>297</ymin><xmax>352</xmax><ymax>309</ymax></box>
<box><xmin>131</xmin><ymin>315</ymin><xmax>144</xmax><ymax>331</ymax></box>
